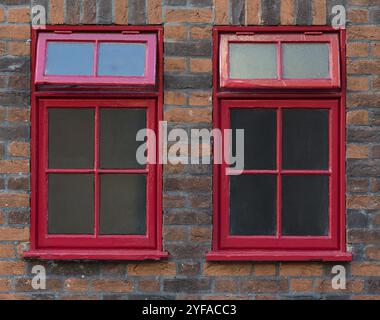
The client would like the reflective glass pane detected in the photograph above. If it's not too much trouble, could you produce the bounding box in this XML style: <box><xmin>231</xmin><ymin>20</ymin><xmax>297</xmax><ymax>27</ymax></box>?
<box><xmin>282</xmin><ymin>109</ymin><xmax>329</xmax><ymax>170</ymax></box>
<box><xmin>230</xmin><ymin>175</ymin><xmax>277</xmax><ymax>235</ymax></box>
<box><xmin>45</xmin><ymin>42</ymin><xmax>94</xmax><ymax>76</ymax></box>
<box><xmin>100</xmin><ymin>108</ymin><xmax>146</xmax><ymax>169</ymax></box>
<box><xmin>100</xmin><ymin>174</ymin><xmax>146</xmax><ymax>235</ymax></box>
<box><xmin>48</xmin><ymin>108</ymin><xmax>94</xmax><ymax>169</ymax></box>
<box><xmin>229</xmin><ymin>43</ymin><xmax>277</xmax><ymax>79</ymax></box>
<box><xmin>231</xmin><ymin>108</ymin><xmax>277</xmax><ymax>170</ymax></box>
<box><xmin>48</xmin><ymin>174</ymin><xmax>94</xmax><ymax>234</ymax></box>
<box><xmin>282</xmin><ymin>175</ymin><xmax>329</xmax><ymax>236</ymax></box>
<box><xmin>98</xmin><ymin>43</ymin><xmax>146</xmax><ymax>76</ymax></box>
<box><xmin>282</xmin><ymin>43</ymin><xmax>329</xmax><ymax>79</ymax></box>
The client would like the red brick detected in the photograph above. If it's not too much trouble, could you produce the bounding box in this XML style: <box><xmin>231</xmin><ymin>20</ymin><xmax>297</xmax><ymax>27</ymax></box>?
<box><xmin>348</xmin><ymin>26</ymin><xmax>380</xmax><ymax>41</ymax></box>
<box><xmin>312</xmin><ymin>0</ymin><xmax>326</xmax><ymax>25</ymax></box>
<box><xmin>0</xmin><ymin>26</ymin><xmax>30</xmax><ymax>39</ymax></box>
<box><xmin>347</xmin><ymin>9</ymin><xmax>369</xmax><ymax>23</ymax></box>
<box><xmin>164</xmin><ymin>91</ymin><xmax>186</xmax><ymax>106</ymax></box>
<box><xmin>347</xmin><ymin>42</ymin><xmax>369</xmax><ymax>57</ymax></box>
<box><xmin>254</xmin><ymin>264</ymin><xmax>277</xmax><ymax>276</ymax></box>
<box><xmin>0</xmin><ymin>279</ymin><xmax>11</xmax><ymax>292</ymax></box>
<box><xmin>281</xmin><ymin>0</ymin><xmax>295</xmax><ymax>25</ymax></box>
<box><xmin>165</xmin><ymin>108</ymin><xmax>211</xmax><ymax>123</ymax></box>
<box><xmin>290</xmin><ymin>279</ymin><xmax>314</xmax><ymax>292</ymax></box>
<box><xmin>215</xmin><ymin>279</ymin><xmax>238</xmax><ymax>293</ymax></box>
<box><xmin>351</xmin><ymin>263</ymin><xmax>380</xmax><ymax>276</ymax></box>
<box><xmin>7</xmin><ymin>108</ymin><xmax>29</xmax><ymax>123</ymax></box>
<box><xmin>50</xmin><ymin>0</ymin><xmax>65</xmax><ymax>24</ymax></box>
<box><xmin>347</xmin><ymin>76</ymin><xmax>369</xmax><ymax>91</ymax></box>
<box><xmin>115</xmin><ymin>0</ymin><xmax>128</xmax><ymax>24</ymax></box>
<box><xmin>148</xmin><ymin>0</ymin><xmax>162</xmax><ymax>24</ymax></box>
<box><xmin>204</xmin><ymin>263</ymin><xmax>253</xmax><ymax>276</ymax></box>
<box><xmin>365</xmin><ymin>247</ymin><xmax>380</xmax><ymax>260</ymax></box>
<box><xmin>165</xmin><ymin>57</ymin><xmax>187</xmax><ymax>72</ymax></box>
<box><xmin>0</xmin><ymin>261</ymin><xmax>25</xmax><ymax>275</ymax></box>
<box><xmin>7</xmin><ymin>7</ymin><xmax>30</xmax><ymax>23</ymax></box>
<box><xmin>214</xmin><ymin>0</ymin><xmax>229</xmax><ymax>25</ymax></box>
<box><xmin>347</xmin><ymin>195</ymin><xmax>380</xmax><ymax>210</ymax></box>
<box><xmin>280</xmin><ymin>263</ymin><xmax>323</xmax><ymax>276</ymax></box>
<box><xmin>191</xmin><ymin>26</ymin><xmax>211</xmax><ymax>40</ymax></box>
<box><xmin>189</xmin><ymin>92</ymin><xmax>211</xmax><ymax>106</ymax></box>
<box><xmin>0</xmin><ymin>244</ymin><xmax>14</xmax><ymax>258</ymax></box>
<box><xmin>190</xmin><ymin>226</ymin><xmax>211</xmax><ymax>242</ymax></box>
<box><xmin>139</xmin><ymin>280</ymin><xmax>160</xmax><ymax>293</ymax></box>
<box><xmin>0</xmin><ymin>194</ymin><xmax>29</xmax><ymax>207</ymax></box>
<box><xmin>92</xmin><ymin>280</ymin><xmax>133</xmax><ymax>293</ymax></box>
<box><xmin>64</xmin><ymin>278</ymin><xmax>89</xmax><ymax>292</ymax></box>
<box><xmin>0</xmin><ymin>160</ymin><xmax>29</xmax><ymax>173</ymax></box>
<box><xmin>8</xmin><ymin>142</ymin><xmax>29</xmax><ymax>157</ymax></box>
<box><xmin>190</xmin><ymin>58</ymin><xmax>212</xmax><ymax>73</ymax></box>
<box><xmin>164</xmin><ymin>26</ymin><xmax>187</xmax><ymax>40</ymax></box>
<box><xmin>166</xmin><ymin>9</ymin><xmax>212</xmax><ymax>23</ymax></box>
<box><xmin>128</xmin><ymin>262</ymin><xmax>176</xmax><ymax>276</ymax></box>
<box><xmin>0</xmin><ymin>227</ymin><xmax>29</xmax><ymax>241</ymax></box>
<box><xmin>347</xmin><ymin>145</ymin><xmax>369</xmax><ymax>159</ymax></box>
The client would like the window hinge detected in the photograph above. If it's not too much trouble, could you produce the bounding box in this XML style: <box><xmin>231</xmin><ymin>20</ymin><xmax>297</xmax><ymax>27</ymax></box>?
<box><xmin>54</xmin><ymin>31</ymin><xmax>72</xmax><ymax>34</ymax></box>
<box><xmin>236</xmin><ymin>32</ymin><xmax>255</xmax><ymax>36</ymax></box>
<box><xmin>122</xmin><ymin>31</ymin><xmax>140</xmax><ymax>34</ymax></box>
<box><xmin>304</xmin><ymin>31</ymin><xmax>323</xmax><ymax>35</ymax></box>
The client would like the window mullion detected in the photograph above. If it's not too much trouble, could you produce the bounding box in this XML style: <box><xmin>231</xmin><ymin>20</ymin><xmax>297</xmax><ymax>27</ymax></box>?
<box><xmin>94</xmin><ymin>106</ymin><xmax>100</xmax><ymax>238</ymax></box>
<box><xmin>276</xmin><ymin>107</ymin><xmax>282</xmax><ymax>238</ymax></box>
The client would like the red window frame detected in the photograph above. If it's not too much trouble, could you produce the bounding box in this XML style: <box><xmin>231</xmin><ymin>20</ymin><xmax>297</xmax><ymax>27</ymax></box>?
<box><xmin>35</xmin><ymin>32</ymin><xmax>157</xmax><ymax>86</ymax></box>
<box><xmin>26</xmin><ymin>26</ymin><xmax>166</xmax><ymax>261</ymax></box>
<box><xmin>208</xmin><ymin>26</ymin><xmax>351</xmax><ymax>262</ymax></box>
<box><xmin>220</xmin><ymin>31</ymin><xmax>340</xmax><ymax>89</ymax></box>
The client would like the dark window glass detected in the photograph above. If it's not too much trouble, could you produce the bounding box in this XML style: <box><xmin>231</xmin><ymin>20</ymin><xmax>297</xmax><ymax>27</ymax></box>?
<box><xmin>100</xmin><ymin>108</ymin><xmax>146</xmax><ymax>169</ymax></box>
<box><xmin>282</xmin><ymin>109</ymin><xmax>329</xmax><ymax>170</ymax></box>
<box><xmin>282</xmin><ymin>175</ymin><xmax>329</xmax><ymax>236</ymax></box>
<box><xmin>98</xmin><ymin>43</ymin><xmax>146</xmax><ymax>77</ymax></box>
<box><xmin>48</xmin><ymin>174</ymin><xmax>94</xmax><ymax>234</ymax></box>
<box><xmin>48</xmin><ymin>108</ymin><xmax>94</xmax><ymax>169</ymax></box>
<box><xmin>100</xmin><ymin>174</ymin><xmax>146</xmax><ymax>235</ymax></box>
<box><xmin>230</xmin><ymin>175</ymin><xmax>277</xmax><ymax>235</ymax></box>
<box><xmin>231</xmin><ymin>108</ymin><xmax>277</xmax><ymax>170</ymax></box>
<box><xmin>282</xmin><ymin>43</ymin><xmax>330</xmax><ymax>79</ymax></box>
<box><xmin>45</xmin><ymin>42</ymin><xmax>94</xmax><ymax>76</ymax></box>
<box><xmin>229</xmin><ymin>44</ymin><xmax>277</xmax><ymax>79</ymax></box>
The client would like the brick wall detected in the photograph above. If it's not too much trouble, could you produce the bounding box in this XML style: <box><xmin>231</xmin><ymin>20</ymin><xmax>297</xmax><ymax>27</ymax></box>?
<box><xmin>0</xmin><ymin>0</ymin><xmax>378</xmax><ymax>300</ymax></box>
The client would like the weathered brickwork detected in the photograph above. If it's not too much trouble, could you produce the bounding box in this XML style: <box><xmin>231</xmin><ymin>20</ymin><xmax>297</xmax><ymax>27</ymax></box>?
<box><xmin>0</xmin><ymin>0</ymin><xmax>378</xmax><ymax>300</ymax></box>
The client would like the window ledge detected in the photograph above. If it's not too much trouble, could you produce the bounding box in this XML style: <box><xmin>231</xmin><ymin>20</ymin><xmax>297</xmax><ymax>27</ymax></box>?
<box><xmin>206</xmin><ymin>250</ymin><xmax>352</xmax><ymax>262</ymax></box>
<box><xmin>24</xmin><ymin>249</ymin><xmax>169</xmax><ymax>261</ymax></box>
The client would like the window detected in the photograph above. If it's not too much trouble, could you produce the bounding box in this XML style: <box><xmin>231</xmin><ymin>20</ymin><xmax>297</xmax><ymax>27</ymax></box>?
<box><xmin>209</xmin><ymin>27</ymin><xmax>351</xmax><ymax>261</ymax></box>
<box><xmin>35</xmin><ymin>32</ymin><xmax>156</xmax><ymax>85</ymax></box>
<box><xmin>220</xmin><ymin>31</ymin><xmax>340</xmax><ymax>89</ymax></box>
<box><xmin>26</xmin><ymin>26</ymin><xmax>165</xmax><ymax>260</ymax></box>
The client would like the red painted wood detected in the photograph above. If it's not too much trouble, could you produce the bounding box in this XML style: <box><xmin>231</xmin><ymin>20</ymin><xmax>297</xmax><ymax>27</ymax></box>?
<box><xmin>219</xmin><ymin>32</ymin><xmax>341</xmax><ymax>89</ymax></box>
<box><xmin>35</xmin><ymin>32</ymin><xmax>157</xmax><ymax>86</ymax></box>
<box><xmin>26</xmin><ymin>27</ymin><xmax>166</xmax><ymax>260</ymax></box>
<box><xmin>209</xmin><ymin>27</ymin><xmax>350</xmax><ymax>261</ymax></box>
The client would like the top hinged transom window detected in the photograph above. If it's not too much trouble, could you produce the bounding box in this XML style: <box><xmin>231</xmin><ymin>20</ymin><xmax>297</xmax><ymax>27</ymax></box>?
<box><xmin>35</xmin><ymin>32</ymin><xmax>157</xmax><ymax>86</ymax></box>
<box><xmin>219</xmin><ymin>32</ymin><xmax>340</xmax><ymax>89</ymax></box>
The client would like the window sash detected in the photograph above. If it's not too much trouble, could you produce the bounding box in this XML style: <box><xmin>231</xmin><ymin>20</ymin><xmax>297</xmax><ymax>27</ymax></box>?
<box><xmin>35</xmin><ymin>33</ymin><xmax>157</xmax><ymax>86</ymax></box>
<box><xmin>219</xmin><ymin>99</ymin><xmax>340</xmax><ymax>250</ymax></box>
<box><xmin>37</xmin><ymin>99</ymin><xmax>157</xmax><ymax>249</ymax></box>
<box><xmin>219</xmin><ymin>33</ymin><xmax>340</xmax><ymax>89</ymax></box>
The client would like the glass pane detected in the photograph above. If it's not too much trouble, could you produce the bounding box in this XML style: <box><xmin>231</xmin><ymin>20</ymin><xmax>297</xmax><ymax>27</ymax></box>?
<box><xmin>100</xmin><ymin>108</ymin><xmax>146</xmax><ymax>169</ymax></box>
<box><xmin>229</xmin><ymin>43</ymin><xmax>277</xmax><ymax>79</ymax></box>
<box><xmin>45</xmin><ymin>42</ymin><xmax>94</xmax><ymax>76</ymax></box>
<box><xmin>230</xmin><ymin>175</ymin><xmax>276</xmax><ymax>236</ymax></box>
<box><xmin>48</xmin><ymin>174</ymin><xmax>94</xmax><ymax>234</ymax></box>
<box><xmin>282</xmin><ymin>43</ymin><xmax>329</xmax><ymax>79</ymax></box>
<box><xmin>98</xmin><ymin>43</ymin><xmax>146</xmax><ymax>77</ymax></box>
<box><xmin>282</xmin><ymin>175</ymin><xmax>329</xmax><ymax>236</ymax></box>
<box><xmin>100</xmin><ymin>174</ymin><xmax>146</xmax><ymax>235</ymax></box>
<box><xmin>231</xmin><ymin>108</ymin><xmax>277</xmax><ymax>170</ymax></box>
<box><xmin>48</xmin><ymin>108</ymin><xmax>94</xmax><ymax>169</ymax></box>
<box><xmin>282</xmin><ymin>109</ymin><xmax>329</xmax><ymax>170</ymax></box>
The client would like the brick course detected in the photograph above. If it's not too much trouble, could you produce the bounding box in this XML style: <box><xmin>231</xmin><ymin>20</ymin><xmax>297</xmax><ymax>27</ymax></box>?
<box><xmin>0</xmin><ymin>0</ymin><xmax>378</xmax><ymax>300</ymax></box>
